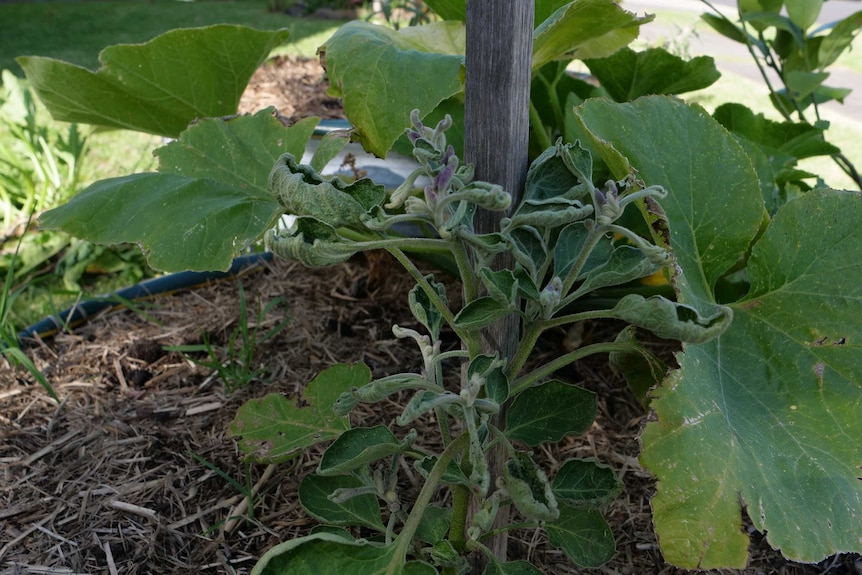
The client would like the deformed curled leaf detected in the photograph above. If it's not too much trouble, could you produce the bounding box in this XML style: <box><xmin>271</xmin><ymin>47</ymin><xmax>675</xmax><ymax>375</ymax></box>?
<box><xmin>268</xmin><ymin>153</ymin><xmax>386</xmax><ymax>229</ymax></box>
<box><xmin>611</xmin><ymin>294</ymin><xmax>732</xmax><ymax>344</ymax></box>
<box><xmin>265</xmin><ymin>218</ymin><xmax>359</xmax><ymax>267</ymax></box>
<box><xmin>397</xmin><ymin>390</ymin><xmax>461</xmax><ymax>426</ymax></box>
<box><xmin>409</xmin><ymin>277</ymin><xmax>448</xmax><ymax>340</ymax></box>
<box><xmin>504</xmin><ymin>452</ymin><xmax>559</xmax><ymax>522</ymax></box>
<box><xmin>349</xmin><ymin>373</ymin><xmax>433</xmax><ymax>405</ymax></box>
<box><xmin>524</xmin><ymin>139</ymin><xmax>593</xmax><ymax>202</ymax></box>
<box><xmin>505</xmin><ymin>197</ymin><xmax>594</xmax><ymax>230</ymax></box>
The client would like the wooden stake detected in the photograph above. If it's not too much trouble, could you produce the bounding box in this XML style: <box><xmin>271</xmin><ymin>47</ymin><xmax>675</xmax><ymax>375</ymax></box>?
<box><xmin>465</xmin><ymin>0</ymin><xmax>535</xmax><ymax>565</ymax></box>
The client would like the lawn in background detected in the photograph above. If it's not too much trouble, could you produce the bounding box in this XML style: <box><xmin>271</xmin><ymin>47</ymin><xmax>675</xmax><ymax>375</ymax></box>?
<box><xmin>0</xmin><ymin>0</ymin><xmax>342</xmax><ymax>75</ymax></box>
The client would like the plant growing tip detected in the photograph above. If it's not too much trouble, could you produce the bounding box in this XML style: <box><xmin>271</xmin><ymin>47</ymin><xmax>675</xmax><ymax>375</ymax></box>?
<box><xmin>234</xmin><ymin>108</ymin><xmax>728</xmax><ymax>573</ymax></box>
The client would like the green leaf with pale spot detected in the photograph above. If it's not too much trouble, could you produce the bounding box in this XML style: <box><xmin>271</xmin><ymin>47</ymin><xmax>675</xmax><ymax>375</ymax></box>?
<box><xmin>229</xmin><ymin>364</ymin><xmax>370</xmax><ymax>463</ymax></box>
<box><xmin>320</xmin><ymin>21</ymin><xmax>465</xmax><ymax>157</ymax></box>
<box><xmin>39</xmin><ymin>111</ymin><xmax>318</xmax><ymax>273</ymax></box>
<box><xmin>545</xmin><ymin>505</ymin><xmax>616</xmax><ymax>568</ymax></box>
<box><xmin>299</xmin><ymin>474</ymin><xmax>384</xmax><ymax>530</ymax></box>
<box><xmin>642</xmin><ymin>190</ymin><xmax>862</xmax><ymax>568</ymax></box>
<box><xmin>251</xmin><ymin>533</ymin><xmax>436</xmax><ymax>575</ymax></box>
<box><xmin>18</xmin><ymin>26</ymin><xmax>289</xmax><ymax>138</ymax></box>
<box><xmin>574</xmin><ymin>96</ymin><xmax>862</xmax><ymax>567</ymax></box>
<box><xmin>506</xmin><ymin>380</ymin><xmax>596</xmax><ymax>446</ymax></box>
<box><xmin>532</xmin><ymin>0</ymin><xmax>652</xmax><ymax>71</ymax></box>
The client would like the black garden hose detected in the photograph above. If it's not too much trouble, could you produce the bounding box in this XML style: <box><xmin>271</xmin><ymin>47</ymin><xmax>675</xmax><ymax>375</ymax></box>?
<box><xmin>17</xmin><ymin>251</ymin><xmax>273</xmax><ymax>346</ymax></box>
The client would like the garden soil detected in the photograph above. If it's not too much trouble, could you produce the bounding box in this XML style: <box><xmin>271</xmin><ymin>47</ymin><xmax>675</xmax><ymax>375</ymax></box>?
<box><xmin>1</xmin><ymin>56</ymin><xmax>860</xmax><ymax>575</ymax></box>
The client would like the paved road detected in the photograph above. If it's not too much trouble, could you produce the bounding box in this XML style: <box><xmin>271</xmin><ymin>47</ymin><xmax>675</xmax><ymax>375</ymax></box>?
<box><xmin>621</xmin><ymin>0</ymin><xmax>862</xmax><ymax>125</ymax></box>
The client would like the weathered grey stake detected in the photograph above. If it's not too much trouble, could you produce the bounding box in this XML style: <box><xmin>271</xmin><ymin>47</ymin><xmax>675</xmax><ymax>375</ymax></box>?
<box><xmin>464</xmin><ymin>0</ymin><xmax>535</xmax><ymax>564</ymax></box>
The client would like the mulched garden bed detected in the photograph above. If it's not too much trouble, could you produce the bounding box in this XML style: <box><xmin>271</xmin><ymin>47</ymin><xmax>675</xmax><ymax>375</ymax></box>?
<box><xmin>2</xmin><ymin>55</ymin><xmax>860</xmax><ymax>575</ymax></box>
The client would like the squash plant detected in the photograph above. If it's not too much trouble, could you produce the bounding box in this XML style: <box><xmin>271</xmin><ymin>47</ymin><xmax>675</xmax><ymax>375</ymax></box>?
<box><xmin>19</xmin><ymin>0</ymin><xmax>862</xmax><ymax>570</ymax></box>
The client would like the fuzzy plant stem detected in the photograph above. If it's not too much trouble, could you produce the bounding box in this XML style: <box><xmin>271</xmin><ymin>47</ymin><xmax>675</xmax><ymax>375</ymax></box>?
<box><xmin>509</xmin><ymin>341</ymin><xmax>643</xmax><ymax>396</ymax></box>
<box><xmin>529</xmin><ymin>101</ymin><xmax>553</xmax><ymax>152</ymax></box>
<box><xmin>507</xmin><ymin>309</ymin><xmax>616</xmax><ymax>378</ymax></box>
<box><xmin>449</xmin><ymin>483</ymin><xmax>472</xmax><ymax>553</ymax></box>
<box><xmin>393</xmin><ymin>432</ymin><xmax>469</xmax><ymax>561</ymax></box>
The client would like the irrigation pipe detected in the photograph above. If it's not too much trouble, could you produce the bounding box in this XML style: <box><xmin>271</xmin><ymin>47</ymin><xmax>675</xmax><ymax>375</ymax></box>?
<box><xmin>17</xmin><ymin>251</ymin><xmax>274</xmax><ymax>346</ymax></box>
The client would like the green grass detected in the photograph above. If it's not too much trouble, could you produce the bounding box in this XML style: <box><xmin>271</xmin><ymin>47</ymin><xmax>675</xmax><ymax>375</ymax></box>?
<box><xmin>0</xmin><ymin>0</ymin><xmax>343</xmax><ymax>74</ymax></box>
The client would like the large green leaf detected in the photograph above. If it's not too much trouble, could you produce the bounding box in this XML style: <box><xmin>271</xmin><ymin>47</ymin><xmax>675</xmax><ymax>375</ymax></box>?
<box><xmin>251</xmin><ymin>533</ymin><xmax>436</xmax><ymax>575</ymax></box>
<box><xmin>532</xmin><ymin>0</ymin><xmax>652</xmax><ymax>71</ymax></box>
<box><xmin>641</xmin><ymin>190</ymin><xmax>862</xmax><ymax>568</ymax></box>
<box><xmin>574</xmin><ymin>96</ymin><xmax>862</xmax><ymax>567</ymax></box>
<box><xmin>572</xmin><ymin>96</ymin><xmax>764</xmax><ymax>305</ymax></box>
<box><xmin>320</xmin><ymin>21</ymin><xmax>465</xmax><ymax>157</ymax></box>
<box><xmin>584</xmin><ymin>47</ymin><xmax>720</xmax><ymax>102</ymax></box>
<box><xmin>39</xmin><ymin>111</ymin><xmax>318</xmax><ymax>272</ymax></box>
<box><xmin>230</xmin><ymin>364</ymin><xmax>369</xmax><ymax>462</ymax></box>
<box><xmin>18</xmin><ymin>25</ymin><xmax>289</xmax><ymax>138</ymax></box>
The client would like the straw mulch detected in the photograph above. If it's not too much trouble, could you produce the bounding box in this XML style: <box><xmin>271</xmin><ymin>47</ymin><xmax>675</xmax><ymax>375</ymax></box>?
<box><xmin>2</xmin><ymin>57</ymin><xmax>860</xmax><ymax>575</ymax></box>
